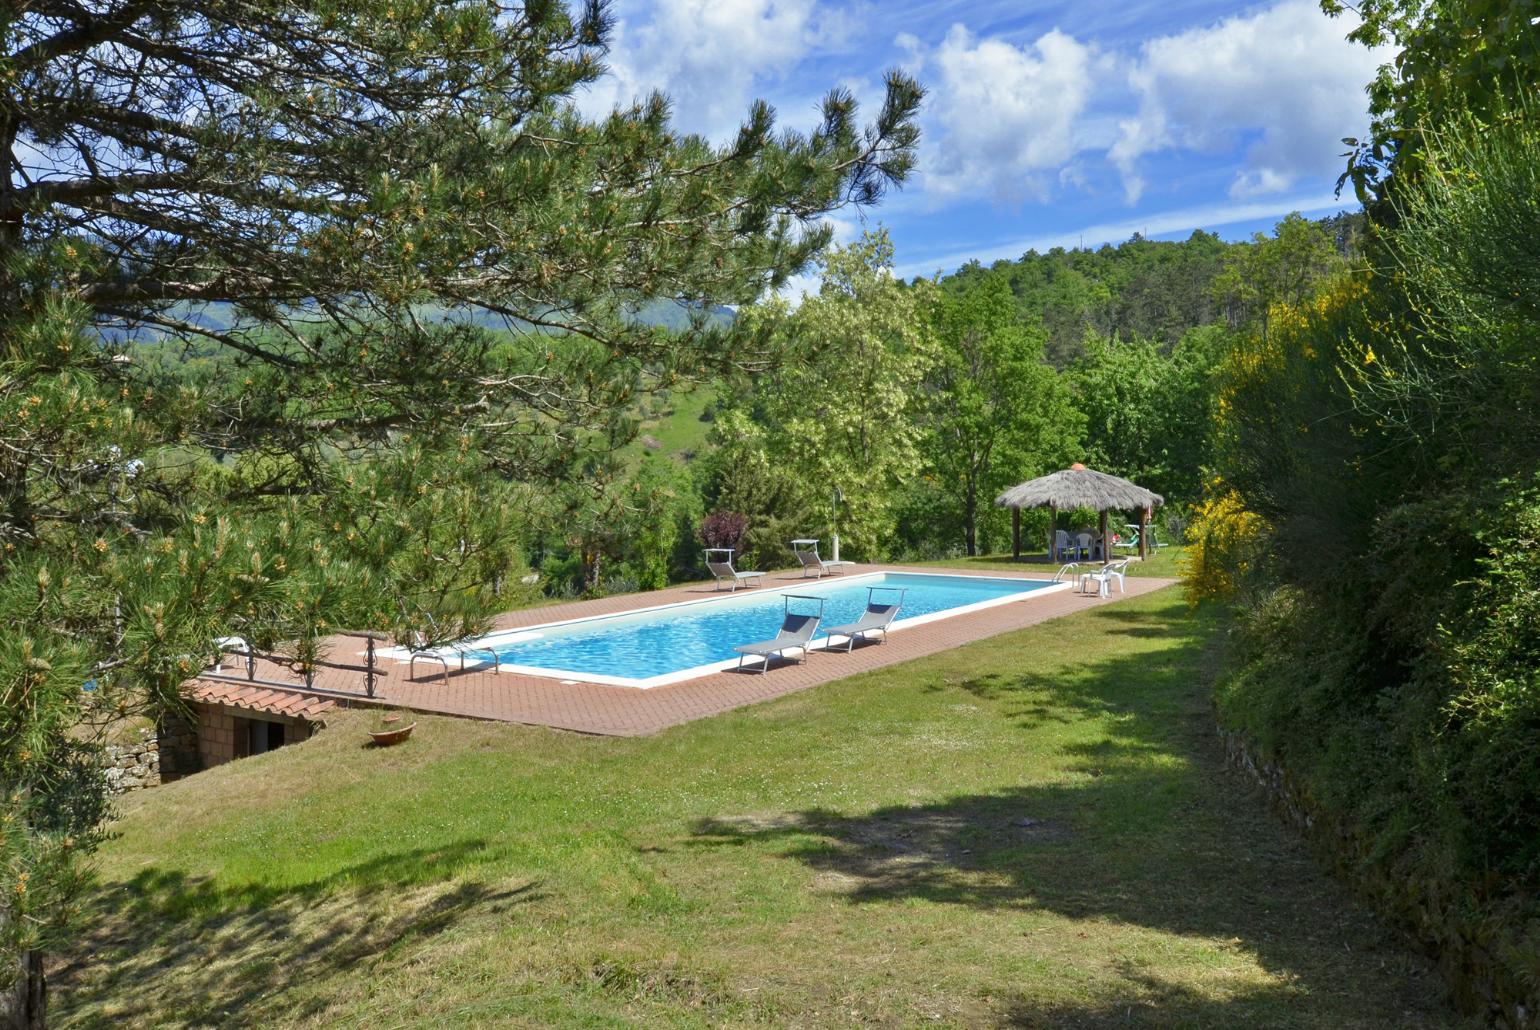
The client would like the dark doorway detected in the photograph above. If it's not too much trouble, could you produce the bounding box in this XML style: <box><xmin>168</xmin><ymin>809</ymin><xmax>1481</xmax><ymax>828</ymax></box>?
<box><xmin>244</xmin><ymin>718</ymin><xmax>286</xmax><ymax>756</ymax></box>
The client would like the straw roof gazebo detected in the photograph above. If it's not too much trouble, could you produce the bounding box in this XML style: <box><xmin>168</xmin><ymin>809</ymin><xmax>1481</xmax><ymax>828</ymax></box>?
<box><xmin>996</xmin><ymin>463</ymin><xmax>1164</xmax><ymax>561</ymax></box>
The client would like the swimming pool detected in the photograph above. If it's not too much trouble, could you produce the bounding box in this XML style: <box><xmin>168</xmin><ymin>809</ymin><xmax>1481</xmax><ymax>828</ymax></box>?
<box><xmin>393</xmin><ymin>571</ymin><xmax>1067</xmax><ymax>688</ymax></box>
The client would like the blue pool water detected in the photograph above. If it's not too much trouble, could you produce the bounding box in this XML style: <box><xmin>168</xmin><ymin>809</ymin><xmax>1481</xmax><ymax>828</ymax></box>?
<box><xmin>483</xmin><ymin>572</ymin><xmax>1053</xmax><ymax>683</ymax></box>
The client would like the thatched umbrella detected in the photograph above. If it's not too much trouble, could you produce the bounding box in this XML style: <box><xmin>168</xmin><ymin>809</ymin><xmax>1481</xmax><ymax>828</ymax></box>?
<box><xmin>996</xmin><ymin>463</ymin><xmax>1164</xmax><ymax>561</ymax></box>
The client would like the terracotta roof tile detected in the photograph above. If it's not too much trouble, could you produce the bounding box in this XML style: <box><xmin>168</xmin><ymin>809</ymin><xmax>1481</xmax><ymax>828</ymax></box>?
<box><xmin>185</xmin><ymin>679</ymin><xmax>336</xmax><ymax>721</ymax></box>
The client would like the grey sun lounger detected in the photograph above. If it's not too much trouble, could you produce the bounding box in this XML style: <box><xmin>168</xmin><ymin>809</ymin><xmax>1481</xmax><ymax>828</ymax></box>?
<box><xmin>734</xmin><ymin>596</ymin><xmax>825</xmax><ymax>673</ymax></box>
<box><xmin>704</xmin><ymin>548</ymin><xmax>765</xmax><ymax>591</ymax></box>
<box><xmin>790</xmin><ymin>538</ymin><xmax>855</xmax><ymax>578</ymax></box>
<box><xmin>823</xmin><ymin>587</ymin><xmax>905</xmax><ymax>652</ymax></box>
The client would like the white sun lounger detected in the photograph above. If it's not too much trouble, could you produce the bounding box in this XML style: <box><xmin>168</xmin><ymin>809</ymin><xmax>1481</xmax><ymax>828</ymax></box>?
<box><xmin>790</xmin><ymin>538</ymin><xmax>854</xmax><ymax>578</ymax></box>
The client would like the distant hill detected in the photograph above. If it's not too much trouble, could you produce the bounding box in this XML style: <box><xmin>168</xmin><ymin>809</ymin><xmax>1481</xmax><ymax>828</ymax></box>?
<box><xmin>106</xmin><ymin>298</ymin><xmax>734</xmax><ymax>342</ymax></box>
<box><xmin>938</xmin><ymin>211</ymin><xmax>1364</xmax><ymax>367</ymax></box>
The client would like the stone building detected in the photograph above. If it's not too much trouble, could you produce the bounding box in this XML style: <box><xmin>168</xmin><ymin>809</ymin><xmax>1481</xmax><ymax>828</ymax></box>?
<box><xmin>157</xmin><ymin>680</ymin><xmax>336</xmax><ymax>783</ymax></box>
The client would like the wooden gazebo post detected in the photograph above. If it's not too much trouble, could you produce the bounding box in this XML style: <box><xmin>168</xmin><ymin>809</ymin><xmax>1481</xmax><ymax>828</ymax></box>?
<box><xmin>1139</xmin><ymin>506</ymin><xmax>1151</xmax><ymax>560</ymax></box>
<box><xmin>1048</xmin><ymin>503</ymin><xmax>1057</xmax><ymax>560</ymax></box>
<box><xmin>1012</xmin><ymin>508</ymin><xmax>1021</xmax><ymax>560</ymax></box>
<box><xmin>1098</xmin><ymin>509</ymin><xmax>1109</xmax><ymax>562</ymax></box>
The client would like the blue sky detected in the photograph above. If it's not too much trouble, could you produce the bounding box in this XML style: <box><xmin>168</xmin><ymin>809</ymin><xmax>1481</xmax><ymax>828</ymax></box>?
<box><xmin>576</xmin><ymin>0</ymin><xmax>1391</xmax><ymax>287</ymax></box>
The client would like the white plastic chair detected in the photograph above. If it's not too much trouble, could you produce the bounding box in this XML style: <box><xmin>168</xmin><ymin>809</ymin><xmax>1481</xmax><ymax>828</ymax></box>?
<box><xmin>213</xmin><ymin>635</ymin><xmax>254</xmax><ymax>677</ymax></box>
<box><xmin>1080</xmin><ymin>558</ymin><xmax>1132</xmax><ymax>597</ymax></box>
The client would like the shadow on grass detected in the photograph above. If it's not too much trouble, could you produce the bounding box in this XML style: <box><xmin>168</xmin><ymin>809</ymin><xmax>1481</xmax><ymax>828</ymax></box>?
<box><xmin>689</xmin><ymin>599</ymin><xmax>1451</xmax><ymax>1026</ymax></box>
<box><xmin>998</xmin><ymin>968</ymin><xmax>1378</xmax><ymax>1029</ymax></box>
<box><xmin>53</xmin><ymin>840</ymin><xmax>542</xmax><ymax>1028</ymax></box>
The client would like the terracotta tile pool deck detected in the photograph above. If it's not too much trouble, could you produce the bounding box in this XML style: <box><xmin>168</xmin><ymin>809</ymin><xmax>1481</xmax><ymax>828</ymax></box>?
<box><xmin>193</xmin><ymin>564</ymin><xmax>1177</xmax><ymax>737</ymax></box>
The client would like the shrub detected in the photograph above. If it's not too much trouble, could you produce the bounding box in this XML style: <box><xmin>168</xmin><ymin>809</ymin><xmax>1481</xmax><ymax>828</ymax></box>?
<box><xmin>1180</xmin><ymin>482</ymin><xmax>1267</xmax><ymax>605</ymax></box>
<box><xmin>699</xmin><ymin>511</ymin><xmax>748</xmax><ymax>553</ymax></box>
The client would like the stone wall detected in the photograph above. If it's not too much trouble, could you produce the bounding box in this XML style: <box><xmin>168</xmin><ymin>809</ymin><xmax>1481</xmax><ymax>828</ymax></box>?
<box><xmin>125</xmin><ymin>703</ymin><xmax>324</xmax><ymax>789</ymax></box>
<box><xmin>157</xmin><ymin>710</ymin><xmax>202</xmax><ymax>782</ymax></box>
<box><xmin>102</xmin><ymin>731</ymin><xmax>159</xmax><ymax>792</ymax></box>
<box><xmin>1220</xmin><ymin>724</ymin><xmax>1536</xmax><ymax>1029</ymax></box>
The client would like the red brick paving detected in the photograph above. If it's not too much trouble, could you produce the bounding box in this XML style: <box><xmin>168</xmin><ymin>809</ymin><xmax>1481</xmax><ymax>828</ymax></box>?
<box><xmin>191</xmin><ymin>564</ymin><xmax>1176</xmax><ymax>737</ymax></box>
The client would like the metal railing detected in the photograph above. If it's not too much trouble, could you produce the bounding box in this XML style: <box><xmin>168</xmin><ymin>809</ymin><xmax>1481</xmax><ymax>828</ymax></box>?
<box><xmin>214</xmin><ymin>629</ymin><xmax>390</xmax><ymax>699</ymax></box>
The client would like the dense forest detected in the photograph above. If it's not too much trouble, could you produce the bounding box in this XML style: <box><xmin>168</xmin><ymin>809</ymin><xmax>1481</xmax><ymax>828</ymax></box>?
<box><xmin>128</xmin><ymin>214</ymin><xmax>1360</xmax><ymax>602</ymax></box>
<box><xmin>540</xmin><ymin>211</ymin><xmax>1355</xmax><ymax>595</ymax></box>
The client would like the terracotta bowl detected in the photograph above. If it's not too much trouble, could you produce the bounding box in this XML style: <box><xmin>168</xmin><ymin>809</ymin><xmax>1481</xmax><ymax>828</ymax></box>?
<box><xmin>369</xmin><ymin>722</ymin><xmax>416</xmax><ymax>747</ymax></box>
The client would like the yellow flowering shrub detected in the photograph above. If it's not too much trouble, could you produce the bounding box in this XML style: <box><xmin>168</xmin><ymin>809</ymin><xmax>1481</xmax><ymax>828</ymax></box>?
<box><xmin>1181</xmin><ymin>480</ymin><xmax>1267</xmax><ymax>605</ymax></box>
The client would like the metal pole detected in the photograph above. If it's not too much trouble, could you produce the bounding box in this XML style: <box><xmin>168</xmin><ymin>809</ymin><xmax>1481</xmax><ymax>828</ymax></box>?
<box><xmin>365</xmin><ymin>636</ymin><xmax>377</xmax><ymax>699</ymax></box>
<box><xmin>831</xmin><ymin>487</ymin><xmax>842</xmax><ymax>563</ymax></box>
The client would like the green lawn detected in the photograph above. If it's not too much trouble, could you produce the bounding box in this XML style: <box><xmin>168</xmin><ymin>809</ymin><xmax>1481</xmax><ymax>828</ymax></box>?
<box><xmin>55</xmin><ymin>589</ymin><xmax>1456</xmax><ymax>1028</ymax></box>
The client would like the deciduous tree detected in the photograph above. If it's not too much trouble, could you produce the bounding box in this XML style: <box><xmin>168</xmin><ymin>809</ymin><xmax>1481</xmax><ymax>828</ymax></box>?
<box><xmin>919</xmin><ymin>272</ymin><xmax>1080</xmax><ymax>556</ymax></box>
<box><xmin>725</xmin><ymin>231</ymin><xmax>935</xmax><ymax>559</ymax></box>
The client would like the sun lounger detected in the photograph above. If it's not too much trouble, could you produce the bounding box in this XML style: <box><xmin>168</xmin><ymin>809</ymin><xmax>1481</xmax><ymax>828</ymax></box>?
<box><xmin>790</xmin><ymin>538</ymin><xmax>855</xmax><ymax>578</ymax></box>
<box><xmin>734</xmin><ymin>596</ymin><xmax>825</xmax><ymax>673</ymax></box>
<box><xmin>704</xmin><ymin>548</ymin><xmax>765</xmax><ymax>591</ymax></box>
<box><xmin>823</xmin><ymin>587</ymin><xmax>905</xmax><ymax>652</ymax></box>
<box><xmin>213</xmin><ymin>635</ymin><xmax>255</xmax><ymax>678</ymax></box>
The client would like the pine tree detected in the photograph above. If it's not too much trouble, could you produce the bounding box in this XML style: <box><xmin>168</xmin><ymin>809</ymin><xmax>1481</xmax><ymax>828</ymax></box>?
<box><xmin>0</xmin><ymin>3</ymin><xmax>922</xmax><ymax>1023</ymax></box>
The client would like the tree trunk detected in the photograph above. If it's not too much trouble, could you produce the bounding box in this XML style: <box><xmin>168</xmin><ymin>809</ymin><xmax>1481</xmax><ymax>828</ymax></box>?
<box><xmin>963</xmin><ymin>482</ymin><xmax>977</xmax><ymax>557</ymax></box>
<box><xmin>3</xmin><ymin>948</ymin><xmax>45</xmax><ymax>1030</ymax></box>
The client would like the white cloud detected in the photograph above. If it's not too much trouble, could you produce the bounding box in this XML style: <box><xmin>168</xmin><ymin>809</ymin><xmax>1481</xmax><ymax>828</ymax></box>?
<box><xmin>915</xmin><ymin>24</ymin><xmax>1101</xmax><ymax>203</ymax></box>
<box><xmin>1109</xmin><ymin>0</ymin><xmax>1388</xmax><ymax>202</ymax></box>
<box><xmin>577</xmin><ymin>0</ymin><xmax>853</xmax><ymax>142</ymax></box>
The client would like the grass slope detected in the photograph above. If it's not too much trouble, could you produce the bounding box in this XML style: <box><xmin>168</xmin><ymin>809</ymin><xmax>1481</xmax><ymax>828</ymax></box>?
<box><xmin>619</xmin><ymin>384</ymin><xmax>716</xmax><ymax>469</ymax></box>
<box><xmin>55</xmin><ymin>590</ymin><xmax>1456</xmax><ymax>1028</ymax></box>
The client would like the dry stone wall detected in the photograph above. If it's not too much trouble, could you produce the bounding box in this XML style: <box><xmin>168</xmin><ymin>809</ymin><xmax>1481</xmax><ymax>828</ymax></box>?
<box><xmin>102</xmin><ymin>730</ymin><xmax>160</xmax><ymax>792</ymax></box>
<box><xmin>1220</xmin><ymin>723</ymin><xmax>1536</xmax><ymax>1029</ymax></box>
